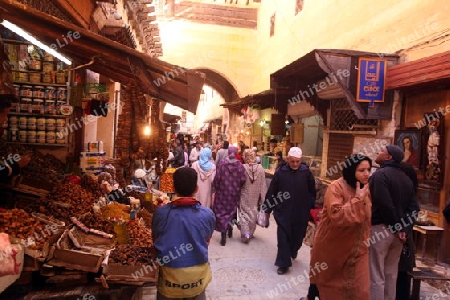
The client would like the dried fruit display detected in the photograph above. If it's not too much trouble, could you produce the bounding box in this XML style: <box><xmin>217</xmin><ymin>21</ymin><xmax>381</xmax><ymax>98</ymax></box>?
<box><xmin>108</xmin><ymin>244</ymin><xmax>156</xmax><ymax>265</ymax></box>
<box><xmin>41</xmin><ymin>182</ymin><xmax>98</xmax><ymax>223</ymax></box>
<box><xmin>82</xmin><ymin>174</ymin><xmax>103</xmax><ymax>199</ymax></box>
<box><xmin>78</xmin><ymin>213</ymin><xmax>115</xmax><ymax>235</ymax></box>
<box><xmin>128</xmin><ymin>221</ymin><xmax>153</xmax><ymax>248</ymax></box>
<box><xmin>0</xmin><ymin>209</ymin><xmax>51</xmax><ymax>250</ymax></box>
<box><xmin>137</xmin><ymin>209</ymin><xmax>152</xmax><ymax>227</ymax></box>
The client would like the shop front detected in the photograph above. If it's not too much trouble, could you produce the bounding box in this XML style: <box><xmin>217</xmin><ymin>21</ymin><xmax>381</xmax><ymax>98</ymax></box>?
<box><xmin>386</xmin><ymin>50</ymin><xmax>450</xmax><ymax>263</ymax></box>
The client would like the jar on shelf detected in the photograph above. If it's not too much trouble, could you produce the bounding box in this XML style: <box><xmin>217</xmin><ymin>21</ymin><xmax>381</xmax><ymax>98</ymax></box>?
<box><xmin>56</xmin><ymin>100</ymin><xmax>66</xmax><ymax>114</ymax></box>
<box><xmin>56</xmin><ymin>118</ymin><xmax>66</xmax><ymax>131</ymax></box>
<box><xmin>37</xmin><ymin>118</ymin><xmax>46</xmax><ymax>130</ymax></box>
<box><xmin>37</xmin><ymin>131</ymin><xmax>46</xmax><ymax>144</ymax></box>
<box><xmin>29</xmin><ymin>60</ymin><xmax>42</xmax><ymax>71</ymax></box>
<box><xmin>18</xmin><ymin>116</ymin><xmax>27</xmax><ymax>130</ymax></box>
<box><xmin>46</xmin><ymin>118</ymin><xmax>56</xmax><ymax>131</ymax></box>
<box><xmin>33</xmin><ymin>86</ymin><xmax>45</xmax><ymax>99</ymax></box>
<box><xmin>10</xmin><ymin>130</ymin><xmax>18</xmax><ymax>142</ymax></box>
<box><xmin>19</xmin><ymin>130</ymin><xmax>27</xmax><ymax>143</ymax></box>
<box><xmin>46</xmin><ymin>131</ymin><xmax>56</xmax><ymax>144</ymax></box>
<box><xmin>56</xmin><ymin>132</ymin><xmax>65</xmax><ymax>144</ymax></box>
<box><xmin>29</xmin><ymin>72</ymin><xmax>41</xmax><ymax>83</ymax></box>
<box><xmin>44</xmin><ymin>99</ymin><xmax>55</xmax><ymax>115</ymax></box>
<box><xmin>44</xmin><ymin>52</ymin><xmax>54</xmax><ymax>62</ymax></box>
<box><xmin>27</xmin><ymin>131</ymin><xmax>36</xmax><ymax>143</ymax></box>
<box><xmin>42</xmin><ymin>73</ymin><xmax>53</xmax><ymax>83</ymax></box>
<box><xmin>10</xmin><ymin>101</ymin><xmax>20</xmax><ymax>113</ymax></box>
<box><xmin>27</xmin><ymin>117</ymin><xmax>37</xmax><ymax>130</ymax></box>
<box><xmin>56</xmin><ymin>72</ymin><xmax>66</xmax><ymax>84</ymax></box>
<box><xmin>13</xmin><ymin>84</ymin><xmax>20</xmax><ymax>98</ymax></box>
<box><xmin>20</xmin><ymin>85</ymin><xmax>33</xmax><ymax>98</ymax></box>
<box><xmin>45</xmin><ymin>86</ymin><xmax>56</xmax><ymax>100</ymax></box>
<box><xmin>33</xmin><ymin>99</ymin><xmax>44</xmax><ymax>114</ymax></box>
<box><xmin>17</xmin><ymin>72</ymin><xmax>28</xmax><ymax>82</ymax></box>
<box><xmin>42</xmin><ymin>61</ymin><xmax>54</xmax><ymax>73</ymax></box>
<box><xmin>9</xmin><ymin>116</ymin><xmax>18</xmax><ymax>130</ymax></box>
<box><xmin>57</xmin><ymin>87</ymin><xmax>67</xmax><ymax>100</ymax></box>
<box><xmin>20</xmin><ymin>98</ymin><xmax>32</xmax><ymax>112</ymax></box>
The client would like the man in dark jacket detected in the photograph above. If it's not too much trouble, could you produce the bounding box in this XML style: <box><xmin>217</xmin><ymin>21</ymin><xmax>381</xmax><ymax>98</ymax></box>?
<box><xmin>168</xmin><ymin>139</ymin><xmax>184</xmax><ymax>168</ymax></box>
<box><xmin>369</xmin><ymin>145</ymin><xmax>420</xmax><ymax>300</ymax></box>
<box><xmin>263</xmin><ymin>147</ymin><xmax>316</xmax><ymax>275</ymax></box>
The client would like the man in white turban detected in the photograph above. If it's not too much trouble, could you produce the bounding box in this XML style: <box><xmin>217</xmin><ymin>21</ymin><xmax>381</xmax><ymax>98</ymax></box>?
<box><xmin>262</xmin><ymin>147</ymin><xmax>316</xmax><ymax>275</ymax></box>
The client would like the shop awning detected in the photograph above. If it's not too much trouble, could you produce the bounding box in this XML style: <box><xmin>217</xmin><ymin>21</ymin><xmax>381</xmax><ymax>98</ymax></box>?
<box><xmin>0</xmin><ymin>0</ymin><xmax>205</xmax><ymax>113</ymax></box>
<box><xmin>270</xmin><ymin>49</ymin><xmax>399</xmax><ymax>119</ymax></box>
<box><xmin>386</xmin><ymin>50</ymin><xmax>450</xmax><ymax>90</ymax></box>
<box><xmin>221</xmin><ymin>89</ymin><xmax>289</xmax><ymax>116</ymax></box>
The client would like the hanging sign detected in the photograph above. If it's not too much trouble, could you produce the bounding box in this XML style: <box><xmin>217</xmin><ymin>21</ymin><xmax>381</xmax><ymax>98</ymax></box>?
<box><xmin>356</xmin><ymin>58</ymin><xmax>387</xmax><ymax>106</ymax></box>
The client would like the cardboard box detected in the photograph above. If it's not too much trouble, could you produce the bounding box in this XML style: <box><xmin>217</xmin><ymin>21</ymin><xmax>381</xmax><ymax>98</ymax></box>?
<box><xmin>46</xmin><ymin>246</ymin><xmax>105</xmax><ymax>273</ymax></box>
<box><xmin>102</xmin><ymin>263</ymin><xmax>158</xmax><ymax>283</ymax></box>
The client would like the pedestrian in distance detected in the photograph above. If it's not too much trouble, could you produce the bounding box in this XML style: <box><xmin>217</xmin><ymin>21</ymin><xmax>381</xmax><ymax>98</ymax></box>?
<box><xmin>212</xmin><ymin>146</ymin><xmax>246</xmax><ymax>246</ymax></box>
<box><xmin>263</xmin><ymin>147</ymin><xmax>316</xmax><ymax>275</ymax></box>
<box><xmin>192</xmin><ymin>147</ymin><xmax>216</xmax><ymax>208</ymax></box>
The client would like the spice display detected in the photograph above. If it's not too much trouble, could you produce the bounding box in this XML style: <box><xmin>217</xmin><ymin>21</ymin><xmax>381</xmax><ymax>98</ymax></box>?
<box><xmin>100</xmin><ymin>202</ymin><xmax>130</xmax><ymax>220</ymax></box>
<box><xmin>82</xmin><ymin>174</ymin><xmax>103</xmax><ymax>199</ymax></box>
<box><xmin>160</xmin><ymin>168</ymin><xmax>176</xmax><ymax>193</ymax></box>
<box><xmin>108</xmin><ymin>245</ymin><xmax>156</xmax><ymax>265</ymax></box>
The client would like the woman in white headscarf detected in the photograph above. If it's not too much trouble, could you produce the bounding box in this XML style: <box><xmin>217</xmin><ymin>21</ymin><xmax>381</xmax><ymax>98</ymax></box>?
<box><xmin>238</xmin><ymin>149</ymin><xmax>268</xmax><ymax>243</ymax></box>
<box><xmin>192</xmin><ymin>148</ymin><xmax>216</xmax><ymax>208</ymax></box>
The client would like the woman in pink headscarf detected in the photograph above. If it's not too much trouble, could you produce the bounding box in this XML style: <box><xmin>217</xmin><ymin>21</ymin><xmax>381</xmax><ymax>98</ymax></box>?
<box><xmin>212</xmin><ymin>146</ymin><xmax>246</xmax><ymax>246</ymax></box>
<box><xmin>239</xmin><ymin>149</ymin><xmax>267</xmax><ymax>243</ymax></box>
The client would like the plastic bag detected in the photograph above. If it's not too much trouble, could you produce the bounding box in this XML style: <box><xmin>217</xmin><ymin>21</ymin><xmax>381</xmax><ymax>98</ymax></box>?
<box><xmin>256</xmin><ymin>210</ymin><xmax>269</xmax><ymax>228</ymax></box>
<box><xmin>0</xmin><ymin>233</ymin><xmax>21</xmax><ymax>276</ymax></box>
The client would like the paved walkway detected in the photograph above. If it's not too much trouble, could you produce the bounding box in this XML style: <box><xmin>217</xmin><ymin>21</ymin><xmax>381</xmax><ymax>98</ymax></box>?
<box><xmin>139</xmin><ymin>215</ymin><xmax>447</xmax><ymax>300</ymax></box>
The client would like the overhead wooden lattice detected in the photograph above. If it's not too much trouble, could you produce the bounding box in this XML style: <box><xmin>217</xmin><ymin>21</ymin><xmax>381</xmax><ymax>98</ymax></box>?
<box><xmin>15</xmin><ymin>0</ymin><xmax>76</xmax><ymax>23</ymax></box>
<box><xmin>330</xmin><ymin>98</ymin><xmax>378</xmax><ymax>131</ymax></box>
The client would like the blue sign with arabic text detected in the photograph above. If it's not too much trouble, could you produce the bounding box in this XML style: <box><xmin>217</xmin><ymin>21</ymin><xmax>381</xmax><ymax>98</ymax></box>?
<box><xmin>356</xmin><ymin>58</ymin><xmax>387</xmax><ymax>104</ymax></box>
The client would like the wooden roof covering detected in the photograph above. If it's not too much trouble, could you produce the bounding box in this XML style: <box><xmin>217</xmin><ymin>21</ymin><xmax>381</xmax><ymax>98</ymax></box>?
<box><xmin>0</xmin><ymin>0</ymin><xmax>205</xmax><ymax>113</ymax></box>
<box><xmin>386</xmin><ymin>50</ymin><xmax>450</xmax><ymax>90</ymax></box>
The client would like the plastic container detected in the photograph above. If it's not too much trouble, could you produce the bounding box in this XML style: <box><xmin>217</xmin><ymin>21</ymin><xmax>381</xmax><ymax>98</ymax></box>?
<box><xmin>17</xmin><ymin>72</ymin><xmax>28</xmax><ymax>82</ymax></box>
<box><xmin>37</xmin><ymin>131</ymin><xmax>46</xmax><ymax>143</ymax></box>
<box><xmin>29</xmin><ymin>72</ymin><xmax>41</xmax><ymax>83</ymax></box>
<box><xmin>20</xmin><ymin>85</ymin><xmax>33</xmax><ymax>98</ymax></box>
<box><xmin>27</xmin><ymin>117</ymin><xmax>37</xmax><ymax>130</ymax></box>
<box><xmin>19</xmin><ymin>116</ymin><xmax>28</xmax><ymax>129</ymax></box>
<box><xmin>10</xmin><ymin>130</ymin><xmax>18</xmax><ymax>142</ymax></box>
<box><xmin>45</xmin><ymin>86</ymin><xmax>56</xmax><ymax>100</ymax></box>
<box><xmin>13</xmin><ymin>84</ymin><xmax>20</xmax><ymax>97</ymax></box>
<box><xmin>46</xmin><ymin>131</ymin><xmax>56</xmax><ymax>144</ymax></box>
<box><xmin>56</xmin><ymin>73</ymin><xmax>66</xmax><ymax>84</ymax></box>
<box><xmin>29</xmin><ymin>60</ymin><xmax>41</xmax><ymax>71</ymax></box>
<box><xmin>57</xmin><ymin>87</ymin><xmax>67</xmax><ymax>100</ymax></box>
<box><xmin>33</xmin><ymin>86</ymin><xmax>45</xmax><ymax>99</ymax></box>
<box><xmin>37</xmin><ymin>118</ymin><xmax>46</xmax><ymax>130</ymax></box>
<box><xmin>33</xmin><ymin>99</ymin><xmax>44</xmax><ymax>114</ymax></box>
<box><xmin>19</xmin><ymin>130</ymin><xmax>27</xmax><ymax>143</ymax></box>
<box><xmin>44</xmin><ymin>52</ymin><xmax>54</xmax><ymax>62</ymax></box>
<box><xmin>45</xmin><ymin>99</ymin><xmax>55</xmax><ymax>115</ymax></box>
<box><xmin>42</xmin><ymin>73</ymin><xmax>52</xmax><ymax>83</ymax></box>
<box><xmin>113</xmin><ymin>221</ymin><xmax>129</xmax><ymax>245</ymax></box>
<box><xmin>20</xmin><ymin>98</ymin><xmax>32</xmax><ymax>112</ymax></box>
<box><xmin>56</xmin><ymin>100</ymin><xmax>66</xmax><ymax>114</ymax></box>
<box><xmin>56</xmin><ymin>118</ymin><xmax>66</xmax><ymax>130</ymax></box>
<box><xmin>9</xmin><ymin>116</ymin><xmax>18</xmax><ymax>130</ymax></box>
<box><xmin>27</xmin><ymin>130</ymin><xmax>36</xmax><ymax>143</ymax></box>
<box><xmin>46</xmin><ymin>118</ymin><xmax>56</xmax><ymax>131</ymax></box>
<box><xmin>42</xmin><ymin>61</ymin><xmax>54</xmax><ymax>73</ymax></box>
<box><xmin>56</xmin><ymin>132</ymin><xmax>65</xmax><ymax>144</ymax></box>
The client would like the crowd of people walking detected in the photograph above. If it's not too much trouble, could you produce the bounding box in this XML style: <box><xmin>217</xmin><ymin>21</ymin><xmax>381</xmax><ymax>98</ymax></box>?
<box><xmin>156</xmin><ymin>138</ymin><xmax>422</xmax><ymax>300</ymax></box>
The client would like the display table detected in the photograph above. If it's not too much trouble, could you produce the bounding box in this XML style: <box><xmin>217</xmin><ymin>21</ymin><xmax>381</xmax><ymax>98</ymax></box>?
<box><xmin>413</xmin><ymin>225</ymin><xmax>444</xmax><ymax>263</ymax></box>
<box><xmin>408</xmin><ymin>267</ymin><xmax>449</xmax><ymax>300</ymax></box>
